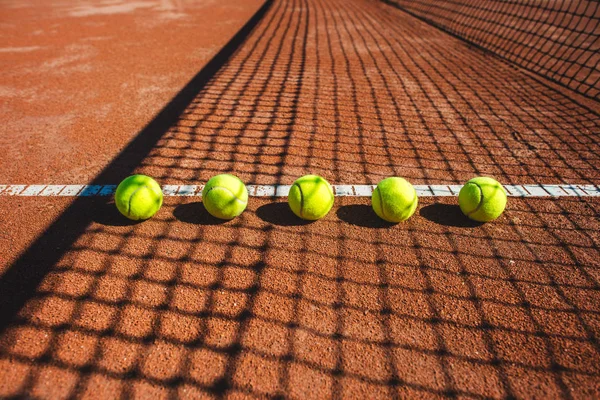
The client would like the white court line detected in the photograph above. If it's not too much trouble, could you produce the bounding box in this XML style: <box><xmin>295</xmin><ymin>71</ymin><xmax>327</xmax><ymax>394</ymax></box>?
<box><xmin>0</xmin><ymin>184</ymin><xmax>599</xmax><ymax>197</ymax></box>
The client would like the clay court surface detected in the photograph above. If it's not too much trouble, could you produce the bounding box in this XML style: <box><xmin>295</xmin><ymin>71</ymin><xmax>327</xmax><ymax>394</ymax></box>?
<box><xmin>1</xmin><ymin>0</ymin><xmax>599</xmax><ymax>398</ymax></box>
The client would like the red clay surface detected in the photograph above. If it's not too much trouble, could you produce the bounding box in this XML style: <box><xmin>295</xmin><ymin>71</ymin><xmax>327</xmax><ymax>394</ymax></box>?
<box><xmin>0</xmin><ymin>0</ymin><xmax>265</xmax><ymax>184</ymax></box>
<box><xmin>1</xmin><ymin>0</ymin><xmax>600</xmax><ymax>398</ymax></box>
<box><xmin>0</xmin><ymin>0</ymin><xmax>265</xmax><ymax>267</ymax></box>
<box><xmin>384</xmin><ymin>0</ymin><xmax>600</xmax><ymax>101</ymax></box>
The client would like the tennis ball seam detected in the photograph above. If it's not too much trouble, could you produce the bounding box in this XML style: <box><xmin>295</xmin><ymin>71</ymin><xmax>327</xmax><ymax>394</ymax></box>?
<box><xmin>127</xmin><ymin>185</ymin><xmax>147</xmax><ymax>219</ymax></box>
<box><xmin>292</xmin><ymin>182</ymin><xmax>304</xmax><ymax>219</ymax></box>
<box><xmin>373</xmin><ymin>187</ymin><xmax>387</xmax><ymax>221</ymax></box>
<box><xmin>464</xmin><ymin>182</ymin><xmax>485</xmax><ymax>217</ymax></box>
<box><xmin>203</xmin><ymin>186</ymin><xmax>248</xmax><ymax>205</ymax></box>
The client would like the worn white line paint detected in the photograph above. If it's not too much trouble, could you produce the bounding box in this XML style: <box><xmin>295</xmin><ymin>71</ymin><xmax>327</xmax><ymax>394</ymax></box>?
<box><xmin>40</xmin><ymin>185</ymin><xmax>65</xmax><ymax>196</ymax></box>
<box><xmin>59</xmin><ymin>185</ymin><xmax>85</xmax><ymax>196</ymax></box>
<box><xmin>415</xmin><ymin>186</ymin><xmax>434</xmax><ymax>197</ymax></box>
<box><xmin>354</xmin><ymin>185</ymin><xmax>376</xmax><ymax>196</ymax></box>
<box><xmin>504</xmin><ymin>185</ymin><xmax>528</xmax><ymax>196</ymax></box>
<box><xmin>1</xmin><ymin>184</ymin><xmax>599</xmax><ymax>197</ymax></box>
<box><xmin>20</xmin><ymin>185</ymin><xmax>46</xmax><ymax>196</ymax></box>
<box><xmin>1</xmin><ymin>185</ymin><xmax>26</xmax><ymax>195</ymax></box>
<box><xmin>161</xmin><ymin>185</ymin><xmax>180</xmax><ymax>196</ymax></box>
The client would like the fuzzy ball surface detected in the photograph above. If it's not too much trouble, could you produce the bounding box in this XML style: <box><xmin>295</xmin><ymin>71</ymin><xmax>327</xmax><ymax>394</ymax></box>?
<box><xmin>458</xmin><ymin>177</ymin><xmax>507</xmax><ymax>222</ymax></box>
<box><xmin>372</xmin><ymin>177</ymin><xmax>418</xmax><ymax>223</ymax></box>
<box><xmin>202</xmin><ymin>174</ymin><xmax>248</xmax><ymax>220</ymax></box>
<box><xmin>115</xmin><ymin>175</ymin><xmax>163</xmax><ymax>220</ymax></box>
<box><xmin>288</xmin><ymin>175</ymin><xmax>334</xmax><ymax>220</ymax></box>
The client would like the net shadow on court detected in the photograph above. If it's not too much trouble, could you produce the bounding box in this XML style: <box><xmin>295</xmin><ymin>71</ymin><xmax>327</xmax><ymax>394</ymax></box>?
<box><xmin>383</xmin><ymin>0</ymin><xmax>600</xmax><ymax>101</ymax></box>
<box><xmin>1</xmin><ymin>0</ymin><xmax>599</xmax><ymax>398</ymax></box>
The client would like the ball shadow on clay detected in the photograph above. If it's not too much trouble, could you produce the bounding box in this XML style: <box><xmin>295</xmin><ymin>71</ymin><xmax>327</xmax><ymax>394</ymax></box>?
<box><xmin>256</xmin><ymin>202</ymin><xmax>316</xmax><ymax>226</ymax></box>
<box><xmin>93</xmin><ymin>200</ymin><xmax>145</xmax><ymax>227</ymax></box>
<box><xmin>419</xmin><ymin>203</ymin><xmax>484</xmax><ymax>228</ymax></box>
<box><xmin>173</xmin><ymin>202</ymin><xmax>229</xmax><ymax>225</ymax></box>
<box><xmin>336</xmin><ymin>204</ymin><xmax>397</xmax><ymax>228</ymax></box>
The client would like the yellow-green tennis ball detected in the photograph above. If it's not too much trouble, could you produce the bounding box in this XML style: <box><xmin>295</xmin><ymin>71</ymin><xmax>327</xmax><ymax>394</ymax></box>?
<box><xmin>458</xmin><ymin>177</ymin><xmax>507</xmax><ymax>222</ymax></box>
<box><xmin>288</xmin><ymin>175</ymin><xmax>334</xmax><ymax>220</ymax></box>
<box><xmin>372</xmin><ymin>177</ymin><xmax>418</xmax><ymax>223</ymax></box>
<box><xmin>202</xmin><ymin>174</ymin><xmax>248</xmax><ymax>220</ymax></box>
<box><xmin>115</xmin><ymin>175</ymin><xmax>163</xmax><ymax>220</ymax></box>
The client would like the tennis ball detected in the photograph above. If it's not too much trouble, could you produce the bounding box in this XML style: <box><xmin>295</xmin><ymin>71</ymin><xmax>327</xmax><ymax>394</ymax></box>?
<box><xmin>288</xmin><ymin>175</ymin><xmax>334</xmax><ymax>220</ymax></box>
<box><xmin>372</xmin><ymin>177</ymin><xmax>418</xmax><ymax>223</ymax></box>
<box><xmin>202</xmin><ymin>174</ymin><xmax>248</xmax><ymax>220</ymax></box>
<box><xmin>458</xmin><ymin>177</ymin><xmax>507</xmax><ymax>222</ymax></box>
<box><xmin>115</xmin><ymin>175</ymin><xmax>163</xmax><ymax>220</ymax></box>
